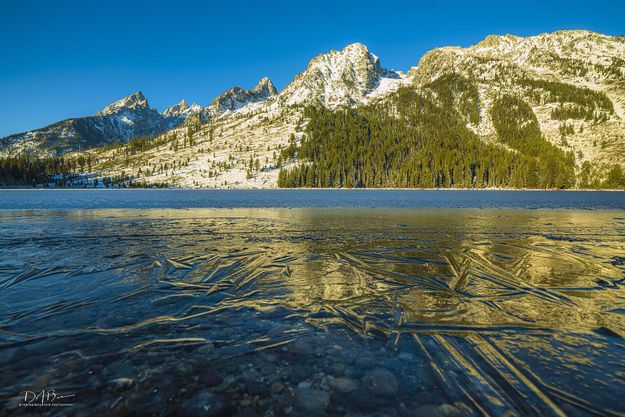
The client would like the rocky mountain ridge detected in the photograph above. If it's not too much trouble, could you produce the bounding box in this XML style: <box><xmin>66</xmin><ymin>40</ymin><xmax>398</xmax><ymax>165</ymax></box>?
<box><xmin>409</xmin><ymin>29</ymin><xmax>625</xmax><ymax>168</ymax></box>
<box><xmin>2</xmin><ymin>30</ymin><xmax>624</xmax><ymax>188</ymax></box>
<box><xmin>278</xmin><ymin>42</ymin><xmax>404</xmax><ymax>107</ymax></box>
<box><xmin>162</xmin><ymin>99</ymin><xmax>202</xmax><ymax>119</ymax></box>
<box><xmin>202</xmin><ymin>77</ymin><xmax>279</xmax><ymax>117</ymax></box>
<box><xmin>0</xmin><ymin>91</ymin><xmax>198</xmax><ymax>156</ymax></box>
<box><xmin>0</xmin><ymin>42</ymin><xmax>406</xmax><ymax>157</ymax></box>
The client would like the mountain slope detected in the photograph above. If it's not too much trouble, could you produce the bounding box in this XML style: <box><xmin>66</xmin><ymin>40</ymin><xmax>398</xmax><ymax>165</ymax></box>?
<box><xmin>278</xmin><ymin>87</ymin><xmax>576</xmax><ymax>189</ymax></box>
<box><xmin>162</xmin><ymin>99</ymin><xmax>202</xmax><ymax>119</ymax></box>
<box><xmin>2</xmin><ymin>30</ymin><xmax>624</xmax><ymax>189</ymax></box>
<box><xmin>201</xmin><ymin>77</ymin><xmax>279</xmax><ymax>118</ymax></box>
<box><xmin>0</xmin><ymin>91</ymin><xmax>198</xmax><ymax>156</ymax></box>
<box><xmin>409</xmin><ymin>30</ymin><xmax>625</xmax><ymax>169</ymax></box>
<box><xmin>278</xmin><ymin>42</ymin><xmax>410</xmax><ymax>107</ymax></box>
<box><xmin>70</xmin><ymin>44</ymin><xmax>414</xmax><ymax>188</ymax></box>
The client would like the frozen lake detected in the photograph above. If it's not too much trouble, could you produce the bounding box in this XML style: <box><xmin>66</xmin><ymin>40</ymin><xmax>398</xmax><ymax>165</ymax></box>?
<box><xmin>1</xmin><ymin>188</ymin><xmax>625</xmax><ymax>210</ymax></box>
<box><xmin>1</xmin><ymin>191</ymin><xmax>625</xmax><ymax>415</ymax></box>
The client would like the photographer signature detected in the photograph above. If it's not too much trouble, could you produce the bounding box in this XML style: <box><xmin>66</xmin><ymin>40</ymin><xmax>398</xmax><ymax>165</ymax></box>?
<box><xmin>19</xmin><ymin>389</ymin><xmax>75</xmax><ymax>407</ymax></box>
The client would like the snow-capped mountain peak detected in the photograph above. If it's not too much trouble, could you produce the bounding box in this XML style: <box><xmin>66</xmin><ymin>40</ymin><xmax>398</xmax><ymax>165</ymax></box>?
<box><xmin>96</xmin><ymin>91</ymin><xmax>150</xmax><ymax>116</ymax></box>
<box><xmin>162</xmin><ymin>99</ymin><xmax>202</xmax><ymax>118</ymax></box>
<box><xmin>410</xmin><ymin>29</ymin><xmax>625</xmax><ymax>86</ymax></box>
<box><xmin>4</xmin><ymin>29</ymin><xmax>624</xmax><ymax>168</ymax></box>
<box><xmin>251</xmin><ymin>77</ymin><xmax>278</xmax><ymax>98</ymax></box>
<box><xmin>207</xmin><ymin>77</ymin><xmax>279</xmax><ymax>115</ymax></box>
<box><xmin>0</xmin><ymin>91</ymin><xmax>194</xmax><ymax>156</ymax></box>
<box><xmin>279</xmin><ymin>42</ymin><xmax>400</xmax><ymax>107</ymax></box>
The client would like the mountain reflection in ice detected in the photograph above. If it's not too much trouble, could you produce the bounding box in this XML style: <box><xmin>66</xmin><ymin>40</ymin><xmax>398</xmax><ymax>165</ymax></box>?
<box><xmin>0</xmin><ymin>209</ymin><xmax>624</xmax><ymax>416</ymax></box>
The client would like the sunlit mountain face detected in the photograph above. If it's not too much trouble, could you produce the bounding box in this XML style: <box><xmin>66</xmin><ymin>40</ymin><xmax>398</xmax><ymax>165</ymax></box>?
<box><xmin>2</xmin><ymin>30</ymin><xmax>625</xmax><ymax>190</ymax></box>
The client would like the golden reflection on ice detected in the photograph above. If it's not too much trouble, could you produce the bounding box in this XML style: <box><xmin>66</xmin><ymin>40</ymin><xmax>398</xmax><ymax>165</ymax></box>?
<box><xmin>1</xmin><ymin>208</ymin><xmax>625</xmax><ymax>415</ymax></box>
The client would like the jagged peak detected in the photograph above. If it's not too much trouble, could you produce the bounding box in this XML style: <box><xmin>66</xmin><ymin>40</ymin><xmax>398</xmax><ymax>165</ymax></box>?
<box><xmin>307</xmin><ymin>42</ymin><xmax>376</xmax><ymax>68</ymax></box>
<box><xmin>96</xmin><ymin>91</ymin><xmax>149</xmax><ymax>116</ymax></box>
<box><xmin>208</xmin><ymin>78</ymin><xmax>278</xmax><ymax>114</ymax></box>
<box><xmin>218</xmin><ymin>85</ymin><xmax>244</xmax><ymax>97</ymax></box>
<box><xmin>342</xmin><ymin>42</ymin><xmax>370</xmax><ymax>53</ymax></box>
<box><xmin>472</xmin><ymin>29</ymin><xmax>619</xmax><ymax>53</ymax></box>
<box><xmin>475</xmin><ymin>34</ymin><xmax>516</xmax><ymax>49</ymax></box>
<box><xmin>162</xmin><ymin>99</ymin><xmax>201</xmax><ymax>118</ymax></box>
<box><xmin>251</xmin><ymin>77</ymin><xmax>278</xmax><ymax>97</ymax></box>
<box><xmin>279</xmin><ymin>41</ymin><xmax>399</xmax><ymax>107</ymax></box>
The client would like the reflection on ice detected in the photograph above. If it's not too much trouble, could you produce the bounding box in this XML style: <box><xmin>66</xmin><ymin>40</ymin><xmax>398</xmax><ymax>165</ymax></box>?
<box><xmin>0</xmin><ymin>209</ymin><xmax>624</xmax><ymax>416</ymax></box>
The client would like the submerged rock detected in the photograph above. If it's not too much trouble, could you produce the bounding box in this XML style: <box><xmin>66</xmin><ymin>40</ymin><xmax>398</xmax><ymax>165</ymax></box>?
<box><xmin>197</xmin><ymin>342</ymin><xmax>215</xmax><ymax>354</ymax></box>
<box><xmin>270</xmin><ymin>382</ymin><xmax>284</xmax><ymax>393</ymax></box>
<box><xmin>293</xmin><ymin>388</ymin><xmax>330</xmax><ymax>412</ymax></box>
<box><xmin>438</xmin><ymin>403</ymin><xmax>464</xmax><ymax>417</ymax></box>
<box><xmin>176</xmin><ymin>391</ymin><xmax>232</xmax><ymax>417</ymax></box>
<box><xmin>415</xmin><ymin>390</ymin><xmax>432</xmax><ymax>404</ymax></box>
<box><xmin>355</xmin><ymin>355</ymin><xmax>377</xmax><ymax>369</ymax></box>
<box><xmin>267</xmin><ymin>325</ymin><xmax>289</xmax><ymax>338</ymax></box>
<box><xmin>362</xmin><ymin>367</ymin><xmax>399</xmax><ymax>397</ymax></box>
<box><xmin>329</xmin><ymin>377</ymin><xmax>358</xmax><ymax>393</ymax></box>
<box><xmin>288</xmin><ymin>364</ymin><xmax>312</xmax><ymax>383</ymax></box>
<box><xmin>344</xmin><ymin>388</ymin><xmax>379</xmax><ymax>411</ymax></box>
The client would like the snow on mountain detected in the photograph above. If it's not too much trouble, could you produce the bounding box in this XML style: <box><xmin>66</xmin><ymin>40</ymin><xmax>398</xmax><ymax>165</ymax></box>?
<box><xmin>279</xmin><ymin>42</ymin><xmax>404</xmax><ymax>107</ymax></box>
<box><xmin>90</xmin><ymin>91</ymin><xmax>173</xmax><ymax>142</ymax></box>
<box><xmin>250</xmin><ymin>77</ymin><xmax>279</xmax><ymax>100</ymax></box>
<box><xmin>0</xmin><ymin>43</ymin><xmax>408</xmax><ymax>157</ymax></box>
<box><xmin>202</xmin><ymin>77</ymin><xmax>279</xmax><ymax>117</ymax></box>
<box><xmin>471</xmin><ymin>30</ymin><xmax>625</xmax><ymax>72</ymax></box>
<box><xmin>3</xmin><ymin>31</ymin><xmax>625</xmax><ymax>188</ymax></box>
<box><xmin>0</xmin><ymin>92</ymin><xmax>198</xmax><ymax>156</ymax></box>
<box><xmin>365</xmin><ymin>71</ymin><xmax>414</xmax><ymax>102</ymax></box>
<box><xmin>162</xmin><ymin>99</ymin><xmax>202</xmax><ymax>118</ymax></box>
<box><xmin>73</xmin><ymin>43</ymin><xmax>414</xmax><ymax>189</ymax></box>
<box><xmin>411</xmin><ymin>30</ymin><xmax>625</xmax><ymax>85</ymax></box>
<box><xmin>96</xmin><ymin>91</ymin><xmax>150</xmax><ymax>116</ymax></box>
<box><xmin>409</xmin><ymin>30</ymin><xmax>625</xmax><ymax>166</ymax></box>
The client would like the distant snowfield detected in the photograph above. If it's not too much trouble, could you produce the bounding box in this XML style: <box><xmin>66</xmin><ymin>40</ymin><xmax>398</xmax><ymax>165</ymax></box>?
<box><xmin>365</xmin><ymin>74</ymin><xmax>413</xmax><ymax>101</ymax></box>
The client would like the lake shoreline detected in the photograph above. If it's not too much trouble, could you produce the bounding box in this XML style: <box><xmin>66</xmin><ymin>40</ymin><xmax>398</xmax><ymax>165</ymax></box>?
<box><xmin>1</xmin><ymin>187</ymin><xmax>624</xmax><ymax>192</ymax></box>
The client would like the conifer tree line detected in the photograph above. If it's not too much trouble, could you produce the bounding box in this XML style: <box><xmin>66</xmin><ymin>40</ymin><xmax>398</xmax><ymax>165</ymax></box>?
<box><xmin>522</xmin><ymin>77</ymin><xmax>614</xmax><ymax>123</ymax></box>
<box><xmin>0</xmin><ymin>155</ymin><xmax>92</xmax><ymax>186</ymax></box>
<box><xmin>278</xmin><ymin>85</ymin><xmax>579</xmax><ymax>189</ymax></box>
<box><xmin>425</xmin><ymin>74</ymin><xmax>480</xmax><ymax>125</ymax></box>
<box><xmin>1</xmin><ymin>75</ymin><xmax>624</xmax><ymax>189</ymax></box>
<box><xmin>489</xmin><ymin>95</ymin><xmax>576</xmax><ymax>188</ymax></box>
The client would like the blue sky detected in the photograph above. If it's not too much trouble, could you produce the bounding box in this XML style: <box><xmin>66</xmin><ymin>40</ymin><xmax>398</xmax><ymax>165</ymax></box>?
<box><xmin>0</xmin><ymin>0</ymin><xmax>622</xmax><ymax>137</ymax></box>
